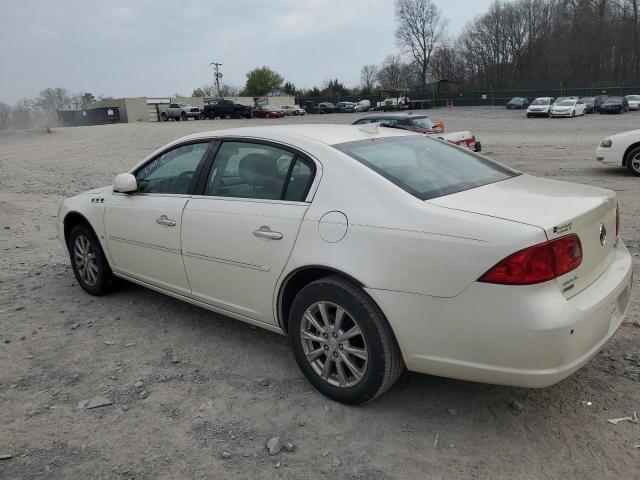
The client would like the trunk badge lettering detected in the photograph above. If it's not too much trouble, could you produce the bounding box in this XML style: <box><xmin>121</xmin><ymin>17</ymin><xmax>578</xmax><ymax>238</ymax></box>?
<box><xmin>599</xmin><ymin>223</ymin><xmax>607</xmax><ymax>246</ymax></box>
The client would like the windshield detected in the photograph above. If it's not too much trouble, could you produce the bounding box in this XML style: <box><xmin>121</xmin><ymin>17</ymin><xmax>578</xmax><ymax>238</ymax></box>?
<box><xmin>581</xmin><ymin>97</ymin><xmax>594</xmax><ymax>102</ymax></box>
<box><xmin>178</xmin><ymin>103</ymin><xmax>189</xmax><ymax>108</ymax></box>
<box><xmin>333</xmin><ymin>136</ymin><xmax>517</xmax><ymax>200</ymax></box>
<box><xmin>626</xmin><ymin>95</ymin><xmax>640</xmax><ymax>101</ymax></box>
<box><xmin>509</xmin><ymin>98</ymin><xmax>522</xmax><ymax>102</ymax></box>
<box><xmin>409</xmin><ymin>117</ymin><xmax>435</xmax><ymax>129</ymax></box>
<box><xmin>606</xmin><ymin>97</ymin><xmax>622</xmax><ymax>103</ymax></box>
<box><xmin>557</xmin><ymin>100</ymin><xmax>575</xmax><ymax>106</ymax></box>
<box><xmin>531</xmin><ymin>99</ymin><xmax>548</xmax><ymax>105</ymax></box>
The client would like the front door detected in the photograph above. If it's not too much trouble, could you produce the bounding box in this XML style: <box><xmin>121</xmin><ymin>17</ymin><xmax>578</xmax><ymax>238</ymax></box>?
<box><xmin>181</xmin><ymin>140</ymin><xmax>316</xmax><ymax>324</ymax></box>
<box><xmin>105</xmin><ymin>141</ymin><xmax>211</xmax><ymax>295</ymax></box>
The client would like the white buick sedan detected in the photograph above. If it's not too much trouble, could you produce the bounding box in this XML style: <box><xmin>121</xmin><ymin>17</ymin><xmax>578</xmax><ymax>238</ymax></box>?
<box><xmin>58</xmin><ymin>125</ymin><xmax>633</xmax><ymax>404</ymax></box>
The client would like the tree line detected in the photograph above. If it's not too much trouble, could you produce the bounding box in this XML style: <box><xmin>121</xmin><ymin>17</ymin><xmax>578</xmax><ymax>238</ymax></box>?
<box><xmin>0</xmin><ymin>89</ymin><xmax>104</xmax><ymax>130</ymax></box>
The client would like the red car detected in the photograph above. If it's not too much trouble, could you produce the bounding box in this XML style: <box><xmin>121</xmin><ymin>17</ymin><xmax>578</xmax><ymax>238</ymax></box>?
<box><xmin>251</xmin><ymin>105</ymin><xmax>285</xmax><ymax>118</ymax></box>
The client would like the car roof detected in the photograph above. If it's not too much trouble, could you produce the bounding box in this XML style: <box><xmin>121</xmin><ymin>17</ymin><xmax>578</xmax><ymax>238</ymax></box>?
<box><xmin>356</xmin><ymin>113</ymin><xmax>428</xmax><ymax>119</ymax></box>
<box><xmin>175</xmin><ymin>124</ymin><xmax>415</xmax><ymax>147</ymax></box>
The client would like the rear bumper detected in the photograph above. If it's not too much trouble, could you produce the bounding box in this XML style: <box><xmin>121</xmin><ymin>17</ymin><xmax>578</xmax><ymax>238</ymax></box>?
<box><xmin>367</xmin><ymin>241</ymin><xmax>633</xmax><ymax>388</ymax></box>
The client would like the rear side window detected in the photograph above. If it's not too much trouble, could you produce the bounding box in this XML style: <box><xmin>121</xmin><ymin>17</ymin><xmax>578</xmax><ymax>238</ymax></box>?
<box><xmin>334</xmin><ymin>136</ymin><xmax>517</xmax><ymax>200</ymax></box>
<box><xmin>205</xmin><ymin>142</ymin><xmax>314</xmax><ymax>201</ymax></box>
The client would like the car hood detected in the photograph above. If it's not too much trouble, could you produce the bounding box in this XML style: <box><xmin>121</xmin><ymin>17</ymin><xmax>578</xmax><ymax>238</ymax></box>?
<box><xmin>604</xmin><ymin>129</ymin><xmax>640</xmax><ymax>141</ymax></box>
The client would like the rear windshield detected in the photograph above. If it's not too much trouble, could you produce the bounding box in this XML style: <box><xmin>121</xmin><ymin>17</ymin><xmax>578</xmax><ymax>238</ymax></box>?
<box><xmin>334</xmin><ymin>136</ymin><xmax>518</xmax><ymax>200</ymax></box>
<box><xmin>409</xmin><ymin>117</ymin><xmax>435</xmax><ymax>129</ymax></box>
<box><xmin>557</xmin><ymin>100</ymin><xmax>575</xmax><ymax>106</ymax></box>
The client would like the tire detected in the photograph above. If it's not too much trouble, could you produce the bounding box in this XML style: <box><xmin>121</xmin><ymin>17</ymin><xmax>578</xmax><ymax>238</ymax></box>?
<box><xmin>68</xmin><ymin>224</ymin><xmax>117</xmax><ymax>296</ymax></box>
<box><xmin>181</xmin><ymin>112</ymin><xmax>187</xmax><ymax>121</ymax></box>
<box><xmin>289</xmin><ymin>276</ymin><xmax>404</xmax><ymax>404</ymax></box>
<box><xmin>625</xmin><ymin>146</ymin><xmax>640</xmax><ymax>177</ymax></box>
<box><xmin>161</xmin><ymin>112</ymin><xmax>168</xmax><ymax>122</ymax></box>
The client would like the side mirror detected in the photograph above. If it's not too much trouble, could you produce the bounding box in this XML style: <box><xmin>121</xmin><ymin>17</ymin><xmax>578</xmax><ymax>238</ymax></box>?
<box><xmin>113</xmin><ymin>173</ymin><xmax>137</xmax><ymax>193</ymax></box>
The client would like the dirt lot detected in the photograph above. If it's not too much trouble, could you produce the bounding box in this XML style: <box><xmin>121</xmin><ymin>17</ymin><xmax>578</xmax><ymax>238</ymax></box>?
<box><xmin>1</xmin><ymin>107</ymin><xmax>639</xmax><ymax>479</ymax></box>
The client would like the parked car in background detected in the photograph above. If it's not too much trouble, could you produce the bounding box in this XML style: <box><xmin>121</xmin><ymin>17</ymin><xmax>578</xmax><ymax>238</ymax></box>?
<box><xmin>580</xmin><ymin>97</ymin><xmax>596</xmax><ymax>113</ymax></box>
<box><xmin>506</xmin><ymin>97</ymin><xmax>530</xmax><ymax>109</ymax></box>
<box><xmin>599</xmin><ymin>96</ymin><xmax>629</xmax><ymax>114</ymax></box>
<box><xmin>251</xmin><ymin>105</ymin><xmax>285</xmax><ymax>118</ymax></box>
<box><xmin>336</xmin><ymin>102</ymin><xmax>358</xmax><ymax>113</ymax></box>
<box><xmin>526</xmin><ymin>97</ymin><xmax>554</xmax><ymax>117</ymax></box>
<box><xmin>550</xmin><ymin>99</ymin><xmax>586</xmax><ymax>117</ymax></box>
<box><xmin>594</xmin><ymin>95</ymin><xmax>609</xmax><ymax>111</ymax></box>
<box><xmin>315</xmin><ymin>102</ymin><xmax>336</xmax><ymax>114</ymax></box>
<box><xmin>281</xmin><ymin>105</ymin><xmax>306</xmax><ymax>116</ymax></box>
<box><xmin>161</xmin><ymin>103</ymin><xmax>202</xmax><ymax>121</ymax></box>
<box><xmin>353</xmin><ymin>113</ymin><xmax>481</xmax><ymax>152</ymax></box>
<box><xmin>625</xmin><ymin>95</ymin><xmax>640</xmax><ymax>110</ymax></box>
<box><xmin>355</xmin><ymin>100</ymin><xmax>370</xmax><ymax>111</ymax></box>
<box><xmin>596</xmin><ymin>128</ymin><xmax>640</xmax><ymax>176</ymax></box>
<box><xmin>58</xmin><ymin>124</ymin><xmax>633</xmax><ymax>404</ymax></box>
<box><xmin>202</xmin><ymin>99</ymin><xmax>252</xmax><ymax>119</ymax></box>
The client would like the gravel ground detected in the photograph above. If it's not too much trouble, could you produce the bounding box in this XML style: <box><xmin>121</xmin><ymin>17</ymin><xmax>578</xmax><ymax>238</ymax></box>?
<box><xmin>1</xmin><ymin>107</ymin><xmax>639</xmax><ymax>479</ymax></box>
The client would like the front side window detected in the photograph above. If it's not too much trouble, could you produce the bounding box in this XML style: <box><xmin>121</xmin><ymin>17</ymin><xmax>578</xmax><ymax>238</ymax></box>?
<box><xmin>205</xmin><ymin>142</ymin><xmax>314</xmax><ymax>201</ymax></box>
<box><xmin>135</xmin><ymin>142</ymin><xmax>209</xmax><ymax>194</ymax></box>
<box><xmin>334</xmin><ymin>136</ymin><xmax>517</xmax><ymax>200</ymax></box>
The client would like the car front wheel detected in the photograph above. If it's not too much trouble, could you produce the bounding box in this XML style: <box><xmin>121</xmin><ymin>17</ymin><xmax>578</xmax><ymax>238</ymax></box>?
<box><xmin>68</xmin><ymin>225</ymin><xmax>117</xmax><ymax>295</ymax></box>
<box><xmin>289</xmin><ymin>276</ymin><xmax>404</xmax><ymax>404</ymax></box>
<box><xmin>626</xmin><ymin>146</ymin><xmax>640</xmax><ymax>177</ymax></box>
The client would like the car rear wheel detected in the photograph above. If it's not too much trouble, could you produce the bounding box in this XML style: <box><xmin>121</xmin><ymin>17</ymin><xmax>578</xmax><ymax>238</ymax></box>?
<box><xmin>289</xmin><ymin>276</ymin><xmax>404</xmax><ymax>404</ymax></box>
<box><xmin>625</xmin><ymin>146</ymin><xmax>640</xmax><ymax>177</ymax></box>
<box><xmin>68</xmin><ymin>225</ymin><xmax>117</xmax><ymax>296</ymax></box>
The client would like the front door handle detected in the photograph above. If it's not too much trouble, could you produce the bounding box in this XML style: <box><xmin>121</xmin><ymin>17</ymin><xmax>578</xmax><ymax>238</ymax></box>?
<box><xmin>156</xmin><ymin>215</ymin><xmax>176</xmax><ymax>227</ymax></box>
<box><xmin>253</xmin><ymin>226</ymin><xmax>283</xmax><ymax>240</ymax></box>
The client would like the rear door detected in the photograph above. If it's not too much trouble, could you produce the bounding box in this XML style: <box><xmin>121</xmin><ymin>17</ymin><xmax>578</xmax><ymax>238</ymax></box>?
<box><xmin>181</xmin><ymin>140</ymin><xmax>317</xmax><ymax>324</ymax></box>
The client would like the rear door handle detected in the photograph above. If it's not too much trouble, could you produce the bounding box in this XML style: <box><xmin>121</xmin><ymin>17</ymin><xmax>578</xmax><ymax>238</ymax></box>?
<box><xmin>253</xmin><ymin>227</ymin><xmax>283</xmax><ymax>240</ymax></box>
<box><xmin>156</xmin><ymin>215</ymin><xmax>176</xmax><ymax>227</ymax></box>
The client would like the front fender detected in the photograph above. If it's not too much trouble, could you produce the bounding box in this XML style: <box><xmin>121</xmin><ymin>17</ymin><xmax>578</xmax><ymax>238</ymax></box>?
<box><xmin>58</xmin><ymin>187</ymin><xmax>111</xmax><ymax>263</ymax></box>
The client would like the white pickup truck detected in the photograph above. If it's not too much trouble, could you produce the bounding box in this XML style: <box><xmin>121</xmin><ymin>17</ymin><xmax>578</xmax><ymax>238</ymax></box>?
<box><xmin>160</xmin><ymin>103</ymin><xmax>202</xmax><ymax>121</ymax></box>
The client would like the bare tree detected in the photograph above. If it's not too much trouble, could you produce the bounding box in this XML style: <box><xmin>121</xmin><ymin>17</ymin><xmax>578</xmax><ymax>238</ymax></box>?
<box><xmin>0</xmin><ymin>102</ymin><xmax>11</xmax><ymax>130</ymax></box>
<box><xmin>395</xmin><ymin>0</ymin><xmax>447</xmax><ymax>87</ymax></box>
<box><xmin>360</xmin><ymin>64</ymin><xmax>378</xmax><ymax>93</ymax></box>
<box><xmin>377</xmin><ymin>55</ymin><xmax>406</xmax><ymax>88</ymax></box>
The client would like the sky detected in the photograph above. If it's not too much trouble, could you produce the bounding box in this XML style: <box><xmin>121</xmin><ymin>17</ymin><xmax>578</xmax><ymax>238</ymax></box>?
<box><xmin>0</xmin><ymin>0</ymin><xmax>492</xmax><ymax>104</ymax></box>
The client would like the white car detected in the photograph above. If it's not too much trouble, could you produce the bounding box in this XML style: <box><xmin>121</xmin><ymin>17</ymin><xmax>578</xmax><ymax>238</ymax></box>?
<box><xmin>58</xmin><ymin>125</ymin><xmax>633</xmax><ymax>404</ymax></box>
<box><xmin>550</xmin><ymin>99</ymin><xmax>587</xmax><ymax>117</ymax></box>
<box><xmin>625</xmin><ymin>95</ymin><xmax>640</xmax><ymax>111</ymax></box>
<box><xmin>527</xmin><ymin>97</ymin><xmax>554</xmax><ymax>117</ymax></box>
<box><xmin>281</xmin><ymin>105</ymin><xmax>306</xmax><ymax>116</ymax></box>
<box><xmin>596</xmin><ymin>128</ymin><xmax>640</xmax><ymax>176</ymax></box>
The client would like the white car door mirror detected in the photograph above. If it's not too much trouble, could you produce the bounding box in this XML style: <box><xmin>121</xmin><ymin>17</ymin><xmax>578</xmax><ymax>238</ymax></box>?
<box><xmin>113</xmin><ymin>173</ymin><xmax>137</xmax><ymax>193</ymax></box>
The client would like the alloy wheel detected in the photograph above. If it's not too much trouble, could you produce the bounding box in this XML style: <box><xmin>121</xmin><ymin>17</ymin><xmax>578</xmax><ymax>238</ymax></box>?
<box><xmin>73</xmin><ymin>235</ymin><xmax>99</xmax><ymax>287</ymax></box>
<box><xmin>631</xmin><ymin>152</ymin><xmax>640</xmax><ymax>175</ymax></box>
<box><xmin>300</xmin><ymin>301</ymin><xmax>369</xmax><ymax>388</ymax></box>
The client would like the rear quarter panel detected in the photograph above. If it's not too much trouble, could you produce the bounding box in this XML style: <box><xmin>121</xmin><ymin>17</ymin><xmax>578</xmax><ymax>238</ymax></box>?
<box><xmin>282</xmin><ymin>146</ymin><xmax>547</xmax><ymax>298</ymax></box>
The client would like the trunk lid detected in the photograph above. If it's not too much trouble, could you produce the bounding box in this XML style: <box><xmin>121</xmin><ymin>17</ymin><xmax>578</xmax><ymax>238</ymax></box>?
<box><xmin>428</xmin><ymin>174</ymin><xmax>617</xmax><ymax>298</ymax></box>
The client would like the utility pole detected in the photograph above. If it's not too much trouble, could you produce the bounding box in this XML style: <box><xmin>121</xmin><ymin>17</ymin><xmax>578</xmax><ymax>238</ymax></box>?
<box><xmin>210</xmin><ymin>62</ymin><xmax>223</xmax><ymax>98</ymax></box>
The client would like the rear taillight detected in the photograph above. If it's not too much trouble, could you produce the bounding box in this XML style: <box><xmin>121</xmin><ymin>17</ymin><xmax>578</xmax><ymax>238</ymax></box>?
<box><xmin>616</xmin><ymin>203</ymin><xmax>620</xmax><ymax>237</ymax></box>
<box><xmin>465</xmin><ymin>136</ymin><xmax>476</xmax><ymax>149</ymax></box>
<box><xmin>479</xmin><ymin>234</ymin><xmax>582</xmax><ymax>286</ymax></box>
